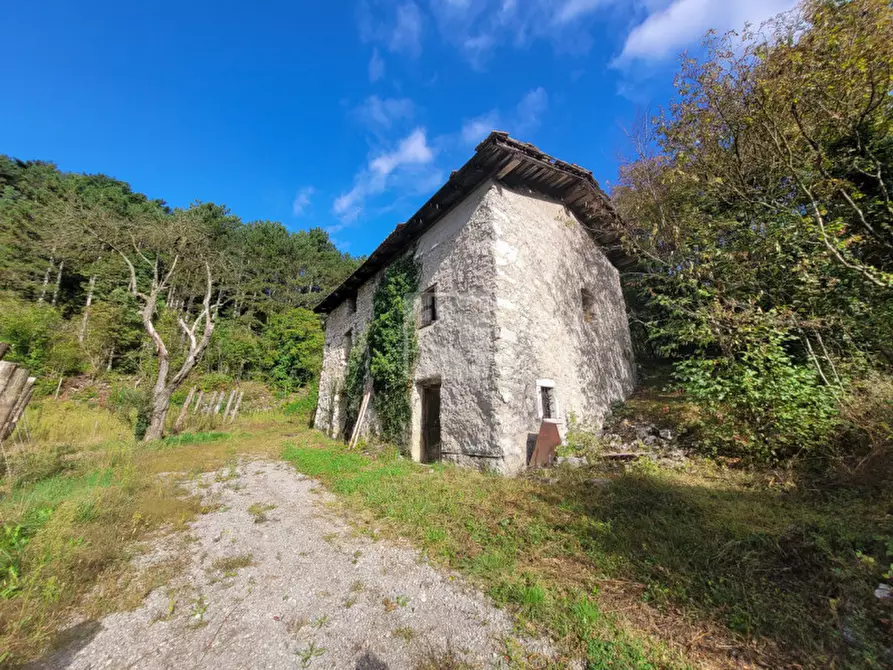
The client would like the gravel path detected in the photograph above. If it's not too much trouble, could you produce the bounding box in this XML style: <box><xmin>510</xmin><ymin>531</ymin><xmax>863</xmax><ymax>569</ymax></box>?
<box><xmin>32</xmin><ymin>460</ymin><xmax>552</xmax><ymax>669</ymax></box>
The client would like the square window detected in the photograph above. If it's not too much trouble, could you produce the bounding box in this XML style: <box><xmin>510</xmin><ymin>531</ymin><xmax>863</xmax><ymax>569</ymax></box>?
<box><xmin>536</xmin><ymin>379</ymin><xmax>558</xmax><ymax>421</ymax></box>
<box><xmin>420</xmin><ymin>284</ymin><xmax>438</xmax><ymax>327</ymax></box>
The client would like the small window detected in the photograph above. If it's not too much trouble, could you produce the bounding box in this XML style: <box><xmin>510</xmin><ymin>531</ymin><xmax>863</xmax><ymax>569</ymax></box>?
<box><xmin>581</xmin><ymin>287</ymin><xmax>594</xmax><ymax>323</ymax></box>
<box><xmin>540</xmin><ymin>386</ymin><xmax>556</xmax><ymax>420</ymax></box>
<box><xmin>536</xmin><ymin>379</ymin><xmax>558</xmax><ymax>421</ymax></box>
<box><xmin>347</xmin><ymin>293</ymin><xmax>357</xmax><ymax>315</ymax></box>
<box><xmin>343</xmin><ymin>329</ymin><xmax>353</xmax><ymax>363</ymax></box>
<box><xmin>420</xmin><ymin>284</ymin><xmax>438</xmax><ymax>327</ymax></box>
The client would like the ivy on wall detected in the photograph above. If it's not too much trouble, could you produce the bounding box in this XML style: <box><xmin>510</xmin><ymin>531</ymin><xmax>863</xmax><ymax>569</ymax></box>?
<box><xmin>342</xmin><ymin>329</ymin><xmax>368</xmax><ymax>438</ymax></box>
<box><xmin>342</xmin><ymin>253</ymin><xmax>421</xmax><ymax>449</ymax></box>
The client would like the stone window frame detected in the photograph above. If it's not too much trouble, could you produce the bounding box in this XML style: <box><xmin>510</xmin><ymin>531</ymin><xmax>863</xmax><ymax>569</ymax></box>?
<box><xmin>535</xmin><ymin>378</ymin><xmax>559</xmax><ymax>421</ymax></box>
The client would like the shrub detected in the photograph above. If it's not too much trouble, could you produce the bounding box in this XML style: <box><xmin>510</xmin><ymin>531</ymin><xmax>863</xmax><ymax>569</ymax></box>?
<box><xmin>675</xmin><ymin>335</ymin><xmax>840</xmax><ymax>463</ymax></box>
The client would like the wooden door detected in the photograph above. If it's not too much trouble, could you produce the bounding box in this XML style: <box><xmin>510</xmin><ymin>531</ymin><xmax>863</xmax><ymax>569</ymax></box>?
<box><xmin>422</xmin><ymin>384</ymin><xmax>441</xmax><ymax>463</ymax></box>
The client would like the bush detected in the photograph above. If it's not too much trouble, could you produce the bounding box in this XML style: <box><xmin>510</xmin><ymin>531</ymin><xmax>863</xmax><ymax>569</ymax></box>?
<box><xmin>675</xmin><ymin>336</ymin><xmax>840</xmax><ymax>463</ymax></box>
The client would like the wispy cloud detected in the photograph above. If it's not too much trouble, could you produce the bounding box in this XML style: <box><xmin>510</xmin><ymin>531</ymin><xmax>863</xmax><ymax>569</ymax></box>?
<box><xmin>513</xmin><ymin>87</ymin><xmax>548</xmax><ymax>135</ymax></box>
<box><xmin>461</xmin><ymin>111</ymin><xmax>500</xmax><ymax>146</ymax></box>
<box><xmin>368</xmin><ymin>48</ymin><xmax>385</xmax><ymax>82</ymax></box>
<box><xmin>333</xmin><ymin>128</ymin><xmax>437</xmax><ymax>222</ymax></box>
<box><xmin>292</xmin><ymin>187</ymin><xmax>314</xmax><ymax>216</ymax></box>
<box><xmin>353</xmin><ymin>95</ymin><xmax>415</xmax><ymax>131</ymax></box>
<box><xmin>460</xmin><ymin>86</ymin><xmax>549</xmax><ymax>146</ymax></box>
<box><xmin>390</xmin><ymin>2</ymin><xmax>424</xmax><ymax>56</ymax></box>
<box><xmin>616</xmin><ymin>0</ymin><xmax>798</xmax><ymax>63</ymax></box>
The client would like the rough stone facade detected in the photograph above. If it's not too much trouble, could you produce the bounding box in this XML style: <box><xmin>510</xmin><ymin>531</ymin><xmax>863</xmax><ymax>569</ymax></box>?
<box><xmin>315</xmin><ymin>178</ymin><xmax>635</xmax><ymax>474</ymax></box>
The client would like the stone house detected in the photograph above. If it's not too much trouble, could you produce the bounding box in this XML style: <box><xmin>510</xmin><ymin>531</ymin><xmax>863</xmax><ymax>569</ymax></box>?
<box><xmin>313</xmin><ymin>132</ymin><xmax>636</xmax><ymax>474</ymax></box>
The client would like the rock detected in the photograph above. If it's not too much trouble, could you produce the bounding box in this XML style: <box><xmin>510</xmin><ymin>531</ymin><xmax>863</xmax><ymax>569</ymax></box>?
<box><xmin>585</xmin><ymin>477</ymin><xmax>611</xmax><ymax>487</ymax></box>
<box><xmin>658</xmin><ymin>428</ymin><xmax>674</xmax><ymax>441</ymax></box>
<box><xmin>556</xmin><ymin>456</ymin><xmax>587</xmax><ymax>468</ymax></box>
<box><xmin>876</xmin><ymin>584</ymin><xmax>892</xmax><ymax>600</ymax></box>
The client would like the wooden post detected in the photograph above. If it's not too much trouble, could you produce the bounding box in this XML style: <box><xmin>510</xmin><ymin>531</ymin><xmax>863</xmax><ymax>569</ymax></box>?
<box><xmin>174</xmin><ymin>386</ymin><xmax>196</xmax><ymax>433</ymax></box>
<box><xmin>0</xmin><ymin>350</ymin><xmax>36</xmax><ymax>476</ymax></box>
<box><xmin>0</xmin><ymin>343</ymin><xmax>9</xmax><ymax>360</ymax></box>
<box><xmin>227</xmin><ymin>391</ymin><xmax>243</xmax><ymax>424</ymax></box>
<box><xmin>204</xmin><ymin>391</ymin><xmax>219</xmax><ymax>416</ymax></box>
<box><xmin>193</xmin><ymin>390</ymin><xmax>205</xmax><ymax>414</ymax></box>
<box><xmin>213</xmin><ymin>391</ymin><xmax>225</xmax><ymax>415</ymax></box>
<box><xmin>222</xmin><ymin>389</ymin><xmax>236</xmax><ymax>419</ymax></box>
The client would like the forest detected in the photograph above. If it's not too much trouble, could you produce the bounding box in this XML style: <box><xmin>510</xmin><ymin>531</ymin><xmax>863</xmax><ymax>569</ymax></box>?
<box><xmin>0</xmin><ymin>157</ymin><xmax>359</xmax><ymax>437</ymax></box>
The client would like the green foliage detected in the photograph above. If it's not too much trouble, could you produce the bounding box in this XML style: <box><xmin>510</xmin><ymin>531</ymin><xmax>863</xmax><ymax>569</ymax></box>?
<box><xmin>261</xmin><ymin>308</ymin><xmax>324</xmax><ymax>391</ymax></box>
<box><xmin>366</xmin><ymin>255</ymin><xmax>420</xmax><ymax>448</ymax></box>
<box><xmin>613</xmin><ymin>0</ymin><xmax>893</xmax><ymax>464</ymax></box>
<box><xmin>342</xmin><ymin>330</ymin><xmax>369</xmax><ymax>439</ymax></box>
<box><xmin>0</xmin><ymin>296</ymin><xmax>63</xmax><ymax>370</ymax></box>
<box><xmin>675</xmin><ymin>333</ymin><xmax>840</xmax><ymax>462</ymax></box>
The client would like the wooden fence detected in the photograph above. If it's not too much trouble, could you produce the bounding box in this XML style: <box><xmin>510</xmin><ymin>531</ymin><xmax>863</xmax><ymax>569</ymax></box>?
<box><xmin>0</xmin><ymin>343</ymin><xmax>36</xmax><ymax>473</ymax></box>
<box><xmin>174</xmin><ymin>386</ymin><xmax>243</xmax><ymax>432</ymax></box>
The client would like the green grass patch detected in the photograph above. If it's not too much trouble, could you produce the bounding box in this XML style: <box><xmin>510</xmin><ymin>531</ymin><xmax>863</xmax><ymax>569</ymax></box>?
<box><xmin>157</xmin><ymin>431</ymin><xmax>231</xmax><ymax>447</ymax></box>
<box><xmin>282</xmin><ymin>442</ymin><xmax>893</xmax><ymax>669</ymax></box>
<box><xmin>281</xmin><ymin>443</ymin><xmax>683</xmax><ymax>668</ymax></box>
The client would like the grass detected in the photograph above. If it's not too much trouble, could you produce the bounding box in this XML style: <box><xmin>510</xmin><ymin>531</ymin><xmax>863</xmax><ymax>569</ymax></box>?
<box><xmin>3</xmin><ymin>394</ymin><xmax>891</xmax><ymax>669</ymax></box>
<box><xmin>0</xmin><ymin>400</ymin><xmax>298</xmax><ymax>666</ymax></box>
<box><xmin>210</xmin><ymin>553</ymin><xmax>255</xmax><ymax>577</ymax></box>
<box><xmin>282</xmin><ymin>442</ymin><xmax>893</xmax><ymax>669</ymax></box>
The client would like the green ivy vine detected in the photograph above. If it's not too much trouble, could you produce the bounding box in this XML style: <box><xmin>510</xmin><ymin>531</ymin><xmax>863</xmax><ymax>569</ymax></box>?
<box><xmin>341</xmin><ymin>253</ymin><xmax>420</xmax><ymax>449</ymax></box>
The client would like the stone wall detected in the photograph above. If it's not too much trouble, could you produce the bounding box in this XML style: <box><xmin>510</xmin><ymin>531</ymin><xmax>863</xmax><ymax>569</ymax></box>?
<box><xmin>315</xmin><ymin>180</ymin><xmax>635</xmax><ymax>474</ymax></box>
<box><xmin>488</xmin><ymin>183</ymin><xmax>636</xmax><ymax>472</ymax></box>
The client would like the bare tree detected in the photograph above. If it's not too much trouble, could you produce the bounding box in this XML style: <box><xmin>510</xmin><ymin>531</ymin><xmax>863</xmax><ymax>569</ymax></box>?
<box><xmin>58</xmin><ymin>196</ymin><xmax>228</xmax><ymax>440</ymax></box>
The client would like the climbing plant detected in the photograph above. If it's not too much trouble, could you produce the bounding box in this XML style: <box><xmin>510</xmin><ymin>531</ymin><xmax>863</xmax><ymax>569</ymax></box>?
<box><xmin>341</xmin><ymin>329</ymin><xmax>369</xmax><ymax>438</ymax></box>
<box><xmin>341</xmin><ymin>254</ymin><xmax>420</xmax><ymax>449</ymax></box>
<box><xmin>368</xmin><ymin>254</ymin><xmax>420</xmax><ymax>448</ymax></box>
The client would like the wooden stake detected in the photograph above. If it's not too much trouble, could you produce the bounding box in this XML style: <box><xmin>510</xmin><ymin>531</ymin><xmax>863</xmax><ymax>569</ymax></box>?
<box><xmin>227</xmin><ymin>391</ymin><xmax>243</xmax><ymax>424</ymax></box>
<box><xmin>193</xmin><ymin>390</ymin><xmax>205</xmax><ymax>414</ymax></box>
<box><xmin>174</xmin><ymin>386</ymin><xmax>196</xmax><ymax>433</ymax></box>
<box><xmin>213</xmin><ymin>391</ymin><xmax>225</xmax><ymax>415</ymax></box>
<box><xmin>348</xmin><ymin>388</ymin><xmax>372</xmax><ymax>450</ymax></box>
<box><xmin>222</xmin><ymin>389</ymin><xmax>236</xmax><ymax>419</ymax></box>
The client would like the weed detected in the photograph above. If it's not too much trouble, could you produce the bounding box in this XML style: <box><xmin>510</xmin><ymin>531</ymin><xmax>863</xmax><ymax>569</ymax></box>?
<box><xmin>311</xmin><ymin>614</ymin><xmax>329</xmax><ymax>629</ymax></box>
<box><xmin>395</xmin><ymin>594</ymin><xmax>410</xmax><ymax>608</ymax></box>
<box><xmin>296</xmin><ymin>641</ymin><xmax>326</xmax><ymax>667</ymax></box>
<box><xmin>189</xmin><ymin>594</ymin><xmax>209</xmax><ymax>628</ymax></box>
<box><xmin>247</xmin><ymin>502</ymin><xmax>276</xmax><ymax>524</ymax></box>
<box><xmin>350</xmin><ymin>579</ymin><xmax>365</xmax><ymax>593</ymax></box>
<box><xmin>210</xmin><ymin>553</ymin><xmax>254</xmax><ymax>578</ymax></box>
<box><xmin>393</xmin><ymin>625</ymin><xmax>416</xmax><ymax>642</ymax></box>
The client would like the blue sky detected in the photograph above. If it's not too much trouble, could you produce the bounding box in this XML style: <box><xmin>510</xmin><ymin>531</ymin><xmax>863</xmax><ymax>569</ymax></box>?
<box><xmin>2</xmin><ymin>0</ymin><xmax>795</xmax><ymax>256</ymax></box>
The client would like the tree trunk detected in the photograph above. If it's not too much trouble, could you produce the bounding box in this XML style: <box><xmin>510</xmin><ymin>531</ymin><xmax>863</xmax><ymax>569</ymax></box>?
<box><xmin>144</xmin><ymin>387</ymin><xmax>173</xmax><ymax>441</ymax></box>
<box><xmin>37</xmin><ymin>252</ymin><xmax>55</xmax><ymax>303</ymax></box>
<box><xmin>106</xmin><ymin>345</ymin><xmax>115</xmax><ymax>372</ymax></box>
<box><xmin>78</xmin><ymin>274</ymin><xmax>97</xmax><ymax>344</ymax></box>
<box><xmin>51</xmin><ymin>260</ymin><xmax>64</xmax><ymax>307</ymax></box>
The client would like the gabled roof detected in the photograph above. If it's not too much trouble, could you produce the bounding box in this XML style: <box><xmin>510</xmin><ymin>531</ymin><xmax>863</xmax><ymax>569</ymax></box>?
<box><xmin>314</xmin><ymin>131</ymin><xmax>631</xmax><ymax>314</ymax></box>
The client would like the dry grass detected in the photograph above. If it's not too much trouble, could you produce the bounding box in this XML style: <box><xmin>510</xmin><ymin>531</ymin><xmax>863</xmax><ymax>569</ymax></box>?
<box><xmin>0</xmin><ymin>399</ymin><xmax>298</xmax><ymax>666</ymax></box>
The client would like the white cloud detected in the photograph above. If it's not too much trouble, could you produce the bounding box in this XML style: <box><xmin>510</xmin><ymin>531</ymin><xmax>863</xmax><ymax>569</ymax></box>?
<box><xmin>333</xmin><ymin>128</ymin><xmax>437</xmax><ymax>221</ymax></box>
<box><xmin>292</xmin><ymin>187</ymin><xmax>314</xmax><ymax>216</ymax></box>
<box><xmin>461</xmin><ymin>111</ymin><xmax>500</xmax><ymax>146</ymax></box>
<box><xmin>556</xmin><ymin>0</ymin><xmax>613</xmax><ymax>24</ymax></box>
<box><xmin>617</xmin><ymin>0</ymin><xmax>798</xmax><ymax>63</ymax></box>
<box><xmin>370</xmin><ymin>128</ymin><xmax>434</xmax><ymax>176</ymax></box>
<box><xmin>513</xmin><ymin>87</ymin><xmax>548</xmax><ymax>135</ymax></box>
<box><xmin>390</xmin><ymin>2</ymin><xmax>424</xmax><ymax>57</ymax></box>
<box><xmin>354</xmin><ymin>95</ymin><xmax>415</xmax><ymax>130</ymax></box>
<box><xmin>368</xmin><ymin>48</ymin><xmax>385</xmax><ymax>82</ymax></box>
